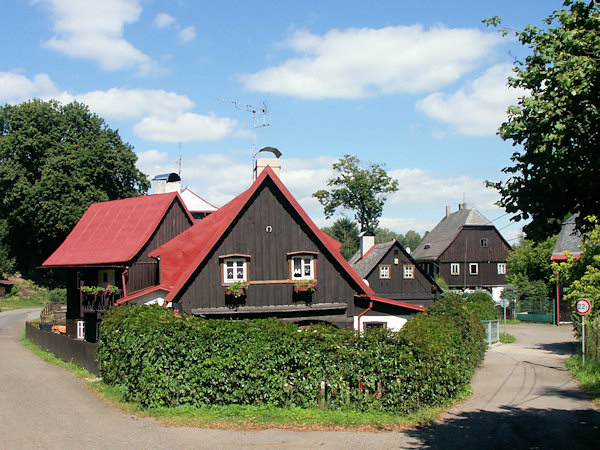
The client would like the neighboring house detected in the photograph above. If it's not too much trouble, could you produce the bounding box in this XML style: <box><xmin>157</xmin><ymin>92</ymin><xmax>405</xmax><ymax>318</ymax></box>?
<box><xmin>412</xmin><ymin>204</ymin><xmax>511</xmax><ymax>299</ymax></box>
<box><xmin>551</xmin><ymin>213</ymin><xmax>582</xmax><ymax>323</ymax></box>
<box><xmin>42</xmin><ymin>192</ymin><xmax>195</xmax><ymax>342</ymax></box>
<box><xmin>180</xmin><ymin>187</ymin><xmax>218</xmax><ymax>221</ymax></box>
<box><xmin>118</xmin><ymin>165</ymin><xmax>424</xmax><ymax>332</ymax></box>
<box><xmin>152</xmin><ymin>173</ymin><xmax>218</xmax><ymax>221</ymax></box>
<box><xmin>349</xmin><ymin>237</ymin><xmax>440</xmax><ymax>308</ymax></box>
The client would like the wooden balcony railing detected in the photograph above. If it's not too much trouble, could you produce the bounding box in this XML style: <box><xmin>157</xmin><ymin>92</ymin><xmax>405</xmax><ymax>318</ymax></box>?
<box><xmin>80</xmin><ymin>290</ymin><xmax>122</xmax><ymax>315</ymax></box>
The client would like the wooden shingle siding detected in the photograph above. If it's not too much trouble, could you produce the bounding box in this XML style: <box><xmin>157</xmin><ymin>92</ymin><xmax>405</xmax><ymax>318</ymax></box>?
<box><xmin>176</xmin><ymin>181</ymin><xmax>356</xmax><ymax>315</ymax></box>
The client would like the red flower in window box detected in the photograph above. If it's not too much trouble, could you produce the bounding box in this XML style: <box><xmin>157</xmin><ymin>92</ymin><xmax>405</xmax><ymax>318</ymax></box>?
<box><xmin>294</xmin><ymin>280</ymin><xmax>317</xmax><ymax>293</ymax></box>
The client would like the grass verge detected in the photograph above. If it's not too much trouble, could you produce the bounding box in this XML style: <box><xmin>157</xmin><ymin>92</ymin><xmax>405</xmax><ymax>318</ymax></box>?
<box><xmin>499</xmin><ymin>333</ymin><xmax>517</xmax><ymax>343</ymax></box>
<box><xmin>566</xmin><ymin>355</ymin><xmax>600</xmax><ymax>406</ymax></box>
<box><xmin>20</xmin><ymin>329</ymin><xmax>472</xmax><ymax>431</ymax></box>
<box><xmin>0</xmin><ymin>296</ymin><xmax>47</xmax><ymax>312</ymax></box>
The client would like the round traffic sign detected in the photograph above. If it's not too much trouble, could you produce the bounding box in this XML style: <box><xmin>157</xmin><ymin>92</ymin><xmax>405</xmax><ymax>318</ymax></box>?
<box><xmin>576</xmin><ymin>298</ymin><xmax>591</xmax><ymax>315</ymax></box>
<box><xmin>500</xmin><ymin>298</ymin><xmax>509</xmax><ymax>308</ymax></box>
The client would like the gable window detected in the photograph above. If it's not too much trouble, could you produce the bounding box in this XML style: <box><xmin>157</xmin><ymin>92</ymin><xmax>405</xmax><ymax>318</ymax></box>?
<box><xmin>379</xmin><ymin>265</ymin><xmax>391</xmax><ymax>279</ymax></box>
<box><xmin>469</xmin><ymin>263</ymin><xmax>479</xmax><ymax>275</ymax></box>
<box><xmin>288</xmin><ymin>252</ymin><xmax>317</xmax><ymax>280</ymax></box>
<box><xmin>497</xmin><ymin>263</ymin><xmax>506</xmax><ymax>275</ymax></box>
<box><xmin>451</xmin><ymin>263</ymin><xmax>460</xmax><ymax>275</ymax></box>
<box><xmin>480</xmin><ymin>238</ymin><xmax>488</xmax><ymax>247</ymax></box>
<box><xmin>76</xmin><ymin>320</ymin><xmax>85</xmax><ymax>340</ymax></box>
<box><xmin>403</xmin><ymin>265</ymin><xmax>415</xmax><ymax>279</ymax></box>
<box><xmin>220</xmin><ymin>255</ymin><xmax>251</xmax><ymax>283</ymax></box>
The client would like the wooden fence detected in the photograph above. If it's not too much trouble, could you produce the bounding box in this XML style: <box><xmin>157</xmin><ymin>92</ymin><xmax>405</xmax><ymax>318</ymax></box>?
<box><xmin>26</xmin><ymin>321</ymin><xmax>98</xmax><ymax>375</ymax></box>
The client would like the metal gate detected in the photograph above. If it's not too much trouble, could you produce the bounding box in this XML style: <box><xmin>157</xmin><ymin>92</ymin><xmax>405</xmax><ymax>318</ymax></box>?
<box><xmin>516</xmin><ymin>298</ymin><xmax>555</xmax><ymax>324</ymax></box>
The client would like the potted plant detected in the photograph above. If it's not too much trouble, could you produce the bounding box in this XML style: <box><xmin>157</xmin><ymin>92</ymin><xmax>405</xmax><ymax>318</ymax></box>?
<box><xmin>226</xmin><ymin>281</ymin><xmax>249</xmax><ymax>298</ymax></box>
<box><xmin>294</xmin><ymin>279</ymin><xmax>317</xmax><ymax>293</ymax></box>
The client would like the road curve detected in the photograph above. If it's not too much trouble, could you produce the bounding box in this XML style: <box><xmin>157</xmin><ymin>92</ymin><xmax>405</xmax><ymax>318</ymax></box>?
<box><xmin>2</xmin><ymin>310</ymin><xmax>599</xmax><ymax>449</ymax></box>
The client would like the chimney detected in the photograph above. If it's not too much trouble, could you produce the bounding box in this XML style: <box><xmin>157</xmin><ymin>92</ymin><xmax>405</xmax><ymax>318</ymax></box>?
<box><xmin>446</xmin><ymin>205</ymin><xmax>452</xmax><ymax>217</ymax></box>
<box><xmin>152</xmin><ymin>173</ymin><xmax>181</xmax><ymax>194</ymax></box>
<box><xmin>360</xmin><ymin>233</ymin><xmax>375</xmax><ymax>258</ymax></box>
<box><xmin>458</xmin><ymin>203</ymin><xmax>467</xmax><ymax>210</ymax></box>
<box><xmin>254</xmin><ymin>146</ymin><xmax>282</xmax><ymax>179</ymax></box>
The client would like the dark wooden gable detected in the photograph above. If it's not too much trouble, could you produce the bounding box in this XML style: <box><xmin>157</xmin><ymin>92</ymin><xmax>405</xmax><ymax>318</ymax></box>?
<box><xmin>174</xmin><ymin>178</ymin><xmax>356</xmax><ymax>318</ymax></box>
<box><xmin>363</xmin><ymin>242</ymin><xmax>438</xmax><ymax>306</ymax></box>
<box><xmin>438</xmin><ymin>225</ymin><xmax>510</xmax><ymax>287</ymax></box>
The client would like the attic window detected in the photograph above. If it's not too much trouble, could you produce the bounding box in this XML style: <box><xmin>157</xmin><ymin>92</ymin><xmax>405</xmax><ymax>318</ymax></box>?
<box><xmin>424</xmin><ymin>243</ymin><xmax>431</xmax><ymax>249</ymax></box>
<box><xmin>220</xmin><ymin>255</ymin><xmax>251</xmax><ymax>283</ymax></box>
<box><xmin>379</xmin><ymin>265</ymin><xmax>391</xmax><ymax>279</ymax></box>
<box><xmin>289</xmin><ymin>254</ymin><xmax>316</xmax><ymax>280</ymax></box>
<box><xmin>480</xmin><ymin>238</ymin><xmax>488</xmax><ymax>248</ymax></box>
<box><xmin>403</xmin><ymin>265</ymin><xmax>415</xmax><ymax>279</ymax></box>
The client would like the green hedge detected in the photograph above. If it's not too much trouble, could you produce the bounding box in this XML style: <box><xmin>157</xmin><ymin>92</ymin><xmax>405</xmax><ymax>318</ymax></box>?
<box><xmin>97</xmin><ymin>296</ymin><xmax>486</xmax><ymax>413</ymax></box>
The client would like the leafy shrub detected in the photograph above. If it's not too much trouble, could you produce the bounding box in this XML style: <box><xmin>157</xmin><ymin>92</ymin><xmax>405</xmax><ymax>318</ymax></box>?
<box><xmin>464</xmin><ymin>291</ymin><xmax>497</xmax><ymax>320</ymax></box>
<box><xmin>97</xmin><ymin>297</ymin><xmax>486</xmax><ymax>414</ymax></box>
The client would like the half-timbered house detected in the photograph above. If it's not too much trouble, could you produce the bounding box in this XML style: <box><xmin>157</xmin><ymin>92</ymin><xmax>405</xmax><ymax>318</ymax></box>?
<box><xmin>412</xmin><ymin>204</ymin><xmax>511</xmax><ymax>299</ymax></box>
<box><xmin>42</xmin><ymin>192</ymin><xmax>195</xmax><ymax>341</ymax></box>
<box><xmin>117</xmin><ymin>166</ymin><xmax>424</xmax><ymax>331</ymax></box>
<box><xmin>349</xmin><ymin>237</ymin><xmax>439</xmax><ymax>308</ymax></box>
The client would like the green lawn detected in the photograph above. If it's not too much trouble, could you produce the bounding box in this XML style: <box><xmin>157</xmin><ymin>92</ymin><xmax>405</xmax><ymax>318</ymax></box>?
<box><xmin>20</xmin><ymin>330</ymin><xmax>472</xmax><ymax>430</ymax></box>
<box><xmin>0</xmin><ymin>295</ymin><xmax>47</xmax><ymax>312</ymax></box>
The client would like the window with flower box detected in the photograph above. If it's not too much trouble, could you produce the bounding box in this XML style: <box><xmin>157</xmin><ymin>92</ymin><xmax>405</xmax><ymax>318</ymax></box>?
<box><xmin>220</xmin><ymin>255</ymin><xmax>250</xmax><ymax>283</ymax></box>
<box><xmin>288</xmin><ymin>251</ymin><xmax>317</xmax><ymax>280</ymax></box>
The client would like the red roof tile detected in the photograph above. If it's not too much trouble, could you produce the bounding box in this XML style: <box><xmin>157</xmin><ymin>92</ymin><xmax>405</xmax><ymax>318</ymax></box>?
<box><xmin>42</xmin><ymin>192</ymin><xmax>193</xmax><ymax>267</ymax></box>
<box><xmin>150</xmin><ymin>167</ymin><xmax>375</xmax><ymax>303</ymax></box>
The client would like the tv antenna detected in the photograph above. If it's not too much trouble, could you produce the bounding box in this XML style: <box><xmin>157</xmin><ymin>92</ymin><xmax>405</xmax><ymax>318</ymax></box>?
<box><xmin>219</xmin><ymin>98</ymin><xmax>270</xmax><ymax>178</ymax></box>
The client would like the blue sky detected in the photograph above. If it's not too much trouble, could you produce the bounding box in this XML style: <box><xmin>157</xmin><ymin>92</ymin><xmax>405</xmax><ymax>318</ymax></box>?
<box><xmin>2</xmin><ymin>0</ymin><xmax>566</xmax><ymax>245</ymax></box>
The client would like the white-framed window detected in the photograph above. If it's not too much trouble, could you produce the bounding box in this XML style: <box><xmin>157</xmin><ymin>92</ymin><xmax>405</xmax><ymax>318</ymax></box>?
<box><xmin>292</xmin><ymin>255</ymin><xmax>315</xmax><ymax>280</ymax></box>
<box><xmin>223</xmin><ymin>258</ymin><xmax>247</xmax><ymax>283</ymax></box>
<box><xmin>76</xmin><ymin>320</ymin><xmax>85</xmax><ymax>340</ymax></box>
<box><xmin>497</xmin><ymin>263</ymin><xmax>507</xmax><ymax>275</ymax></box>
<box><xmin>469</xmin><ymin>263</ymin><xmax>479</xmax><ymax>275</ymax></box>
<box><xmin>403</xmin><ymin>265</ymin><xmax>415</xmax><ymax>279</ymax></box>
<box><xmin>480</xmin><ymin>238</ymin><xmax>488</xmax><ymax>248</ymax></box>
<box><xmin>379</xmin><ymin>265</ymin><xmax>391</xmax><ymax>279</ymax></box>
<box><xmin>451</xmin><ymin>263</ymin><xmax>460</xmax><ymax>275</ymax></box>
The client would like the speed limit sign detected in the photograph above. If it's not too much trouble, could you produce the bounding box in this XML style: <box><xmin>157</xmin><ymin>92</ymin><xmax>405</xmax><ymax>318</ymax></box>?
<box><xmin>576</xmin><ymin>298</ymin><xmax>591</xmax><ymax>316</ymax></box>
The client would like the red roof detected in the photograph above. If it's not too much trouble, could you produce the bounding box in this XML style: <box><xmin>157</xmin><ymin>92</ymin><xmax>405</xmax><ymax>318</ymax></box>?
<box><xmin>148</xmin><ymin>166</ymin><xmax>375</xmax><ymax>303</ymax></box>
<box><xmin>367</xmin><ymin>295</ymin><xmax>426</xmax><ymax>312</ymax></box>
<box><xmin>42</xmin><ymin>192</ymin><xmax>194</xmax><ymax>267</ymax></box>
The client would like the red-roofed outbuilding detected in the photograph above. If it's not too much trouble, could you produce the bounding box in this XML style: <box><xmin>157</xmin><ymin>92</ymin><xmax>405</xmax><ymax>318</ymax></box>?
<box><xmin>42</xmin><ymin>192</ymin><xmax>194</xmax><ymax>341</ymax></box>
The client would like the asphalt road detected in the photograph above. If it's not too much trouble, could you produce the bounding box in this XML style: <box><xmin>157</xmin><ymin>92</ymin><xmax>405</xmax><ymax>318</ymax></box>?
<box><xmin>1</xmin><ymin>309</ymin><xmax>599</xmax><ymax>449</ymax></box>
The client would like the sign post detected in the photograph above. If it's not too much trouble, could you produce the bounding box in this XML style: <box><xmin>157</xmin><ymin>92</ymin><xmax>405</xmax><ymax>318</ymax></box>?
<box><xmin>500</xmin><ymin>298</ymin><xmax>509</xmax><ymax>336</ymax></box>
<box><xmin>576</xmin><ymin>298</ymin><xmax>591</xmax><ymax>365</ymax></box>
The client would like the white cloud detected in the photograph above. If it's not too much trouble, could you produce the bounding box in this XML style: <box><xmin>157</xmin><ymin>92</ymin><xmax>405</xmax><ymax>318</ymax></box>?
<box><xmin>39</xmin><ymin>0</ymin><xmax>156</xmax><ymax>75</ymax></box>
<box><xmin>178</xmin><ymin>26</ymin><xmax>196</xmax><ymax>44</ymax></box>
<box><xmin>241</xmin><ymin>25</ymin><xmax>502</xmax><ymax>99</ymax></box>
<box><xmin>416</xmin><ymin>64</ymin><xmax>526</xmax><ymax>136</ymax></box>
<box><xmin>153</xmin><ymin>12</ymin><xmax>175</xmax><ymax>29</ymax></box>
<box><xmin>0</xmin><ymin>72</ymin><xmax>60</xmax><ymax>103</ymax></box>
<box><xmin>133</xmin><ymin>113</ymin><xmax>237</xmax><ymax>142</ymax></box>
<box><xmin>58</xmin><ymin>88</ymin><xmax>194</xmax><ymax>121</ymax></box>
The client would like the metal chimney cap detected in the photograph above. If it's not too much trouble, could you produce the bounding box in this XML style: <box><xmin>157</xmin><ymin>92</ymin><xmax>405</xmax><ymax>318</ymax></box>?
<box><xmin>257</xmin><ymin>147</ymin><xmax>282</xmax><ymax>158</ymax></box>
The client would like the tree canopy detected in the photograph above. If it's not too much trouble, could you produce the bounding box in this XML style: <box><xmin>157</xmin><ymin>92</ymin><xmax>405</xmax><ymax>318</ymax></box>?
<box><xmin>487</xmin><ymin>1</ymin><xmax>600</xmax><ymax>240</ymax></box>
<box><xmin>313</xmin><ymin>155</ymin><xmax>399</xmax><ymax>234</ymax></box>
<box><xmin>321</xmin><ymin>218</ymin><xmax>360</xmax><ymax>261</ymax></box>
<box><xmin>375</xmin><ymin>228</ymin><xmax>424</xmax><ymax>253</ymax></box>
<box><xmin>0</xmin><ymin>99</ymin><xmax>150</xmax><ymax>277</ymax></box>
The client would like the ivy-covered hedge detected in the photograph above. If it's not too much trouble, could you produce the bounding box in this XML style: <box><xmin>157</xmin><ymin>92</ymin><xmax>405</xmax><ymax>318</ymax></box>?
<box><xmin>97</xmin><ymin>296</ymin><xmax>486</xmax><ymax>413</ymax></box>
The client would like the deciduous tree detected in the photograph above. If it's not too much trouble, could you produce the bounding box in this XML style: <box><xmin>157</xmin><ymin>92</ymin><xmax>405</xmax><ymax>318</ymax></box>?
<box><xmin>486</xmin><ymin>1</ymin><xmax>600</xmax><ymax>239</ymax></box>
<box><xmin>313</xmin><ymin>155</ymin><xmax>398</xmax><ymax>234</ymax></box>
<box><xmin>0</xmin><ymin>99</ymin><xmax>150</xmax><ymax>277</ymax></box>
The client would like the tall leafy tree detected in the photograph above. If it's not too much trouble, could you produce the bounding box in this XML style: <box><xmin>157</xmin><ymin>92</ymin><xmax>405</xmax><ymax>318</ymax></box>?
<box><xmin>486</xmin><ymin>1</ymin><xmax>600</xmax><ymax>240</ymax></box>
<box><xmin>313</xmin><ymin>155</ymin><xmax>399</xmax><ymax>234</ymax></box>
<box><xmin>321</xmin><ymin>217</ymin><xmax>360</xmax><ymax>260</ymax></box>
<box><xmin>0</xmin><ymin>99</ymin><xmax>150</xmax><ymax>277</ymax></box>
